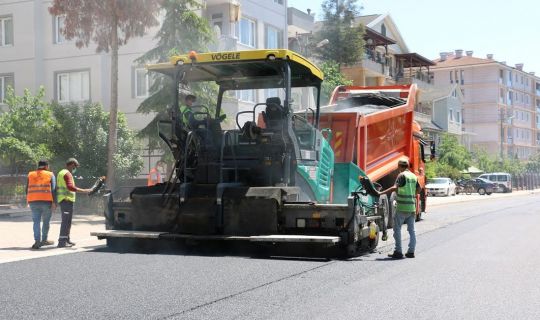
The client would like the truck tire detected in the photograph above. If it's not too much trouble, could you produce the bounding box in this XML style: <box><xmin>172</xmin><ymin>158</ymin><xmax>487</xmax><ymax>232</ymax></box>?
<box><xmin>380</xmin><ymin>194</ymin><xmax>391</xmax><ymax>229</ymax></box>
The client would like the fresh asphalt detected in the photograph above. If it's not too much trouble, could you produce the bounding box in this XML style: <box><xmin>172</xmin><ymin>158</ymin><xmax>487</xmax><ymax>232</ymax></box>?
<box><xmin>1</xmin><ymin>193</ymin><xmax>539</xmax><ymax>320</ymax></box>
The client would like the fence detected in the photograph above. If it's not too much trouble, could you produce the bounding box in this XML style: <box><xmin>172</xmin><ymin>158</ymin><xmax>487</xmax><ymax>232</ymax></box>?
<box><xmin>512</xmin><ymin>173</ymin><xmax>540</xmax><ymax>191</ymax></box>
<box><xmin>0</xmin><ymin>176</ymin><xmax>147</xmax><ymax>214</ymax></box>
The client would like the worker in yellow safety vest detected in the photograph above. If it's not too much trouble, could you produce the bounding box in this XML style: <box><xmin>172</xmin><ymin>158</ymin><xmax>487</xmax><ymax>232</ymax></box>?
<box><xmin>180</xmin><ymin>94</ymin><xmax>196</xmax><ymax>128</ymax></box>
<box><xmin>27</xmin><ymin>160</ymin><xmax>57</xmax><ymax>249</ymax></box>
<box><xmin>147</xmin><ymin>160</ymin><xmax>165</xmax><ymax>186</ymax></box>
<box><xmin>56</xmin><ymin>158</ymin><xmax>92</xmax><ymax>248</ymax></box>
<box><xmin>378</xmin><ymin>158</ymin><xmax>421</xmax><ymax>259</ymax></box>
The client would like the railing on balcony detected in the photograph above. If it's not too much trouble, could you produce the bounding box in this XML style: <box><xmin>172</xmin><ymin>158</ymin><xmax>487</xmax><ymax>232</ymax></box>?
<box><xmin>363</xmin><ymin>49</ymin><xmax>387</xmax><ymax>75</ymax></box>
<box><xmin>396</xmin><ymin>69</ymin><xmax>433</xmax><ymax>85</ymax></box>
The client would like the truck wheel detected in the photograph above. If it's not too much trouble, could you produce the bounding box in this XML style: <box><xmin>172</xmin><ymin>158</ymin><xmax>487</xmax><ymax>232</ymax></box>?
<box><xmin>380</xmin><ymin>194</ymin><xmax>391</xmax><ymax>229</ymax></box>
<box><xmin>478</xmin><ymin>188</ymin><xmax>486</xmax><ymax>195</ymax></box>
<box><xmin>387</xmin><ymin>192</ymin><xmax>396</xmax><ymax>229</ymax></box>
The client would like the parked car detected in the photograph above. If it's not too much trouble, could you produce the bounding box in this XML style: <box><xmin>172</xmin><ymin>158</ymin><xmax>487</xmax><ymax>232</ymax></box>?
<box><xmin>469</xmin><ymin>178</ymin><xmax>498</xmax><ymax>195</ymax></box>
<box><xmin>478</xmin><ymin>172</ymin><xmax>512</xmax><ymax>193</ymax></box>
<box><xmin>426</xmin><ymin>177</ymin><xmax>456</xmax><ymax>196</ymax></box>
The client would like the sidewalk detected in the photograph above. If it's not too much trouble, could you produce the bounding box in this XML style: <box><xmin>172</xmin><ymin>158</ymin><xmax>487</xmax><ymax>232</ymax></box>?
<box><xmin>426</xmin><ymin>188</ymin><xmax>538</xmax><ymax>207</ymax></box>
<box><xmin>0</xmin><ymin>212</ymin><xmax>106</xmax><ymax>264</ymax></box>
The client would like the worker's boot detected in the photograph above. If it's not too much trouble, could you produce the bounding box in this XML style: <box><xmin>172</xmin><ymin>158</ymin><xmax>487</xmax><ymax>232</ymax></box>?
<box><xmin>388</xmin><ymin>251</ymin><xmax>404</xmax><ymax>259</ymax></box>
<box><xmin>41</xmin><ymin>240</ymin><xmax>54</xmax><ymax>246</ymax></box>
<box><xmin>57</xmin><ymin>241</ymin><xmax>73</xmax><ymax>248</ymax></box>
<box><xmin>67</xmin><ymin>239</ymin><xmax>76</xmax><ymax>246</ymax></box>
<box><xmin>31</xmin><ymin>241</ymin><xmax>41</xmax><ymax>249</ymax></box>
<box><xmin>405</xmin><ymin>252</ymin><xmax>415</xmax><ymax>258</ymax></box>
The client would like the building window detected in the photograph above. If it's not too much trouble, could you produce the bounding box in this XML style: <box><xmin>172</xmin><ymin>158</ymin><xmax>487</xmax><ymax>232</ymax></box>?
<box><xmin>499</xmin><ymin>88</ymin><xmax>505</xmax><ymax>104</ymax></box>
<box><xmin>236</xmin><ymin>17</ymin><xmax>256</xmax><ymax>47</ymax></box>
<box><xmin>456</xmin><ymin>111</ymin><xmax>461</xmax><ymax>123</ymax></box>
<box><xmin>449</xmin><ymin>109</ymin><xmax>454</xmax><ymax>121</ymax></box>
<box><xmin>499</xmin><ymin>69</ymin><xmax>504</xmax><ymax>84</ymax></box>
<box><xmin>0</xmin><ymin>74</ymin><xmax>14</xmax><ymax>104</ymax></box>
<box><xmin>0</xmin><ymin>16</ymin><xmax>13</xmax><ymax>46</ymax></box>
<box><xmin>56</xmin><ymin>70</ymin><xmax>90</xmax><ymax>103</ymax></box>
<box><xmin>273</xmin><ymin>0</ymin><xmax>284</xmax><ymax>4</ymax></box>
<box><xmin>54</xmin><ymin>15</ymin><xmax>66</xmax><ymax>44</ymax></box>
<box><xmin>265</xmin><ymin>25</ymin><xmax>282</xmax><ymax>49</ymax></box>
<box><xmin>381</xmin><ymin>24</ymin><xmax>387</xmax><ymax>37</ymax></box>
<box><xmin>460</xmin><ymin>70</ymin><xmax>464</xmax><ymax>85</ymax></box>
<box><xmin>508</xmin><ymin>71</ymin><xmax>512</xmax><ymax>86</ymax></box>
<box><xmin>450</xmin><ymin>71</ymin><xmax>453</xmax><ymax>84</ymax></box>
<box><xmin>134</xmin><ymin>68</ymin><xmax>149</xmax><ymax>98</ymax></box>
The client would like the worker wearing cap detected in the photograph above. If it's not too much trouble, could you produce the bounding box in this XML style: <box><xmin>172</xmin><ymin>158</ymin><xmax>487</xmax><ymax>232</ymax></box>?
<box><xmin>56</xmin><ymin>158</ymin><xmax>92</xmax><ymax>248</ymax></box>
<box><xmin>27</xmin><ymin>160</ymin><xmax>57</xmax><ymax>249</ymax></box>
<box><xmin>379</xmin><ymin>158</ymin><xmax>420</xmax><ymax>259</ymax></box>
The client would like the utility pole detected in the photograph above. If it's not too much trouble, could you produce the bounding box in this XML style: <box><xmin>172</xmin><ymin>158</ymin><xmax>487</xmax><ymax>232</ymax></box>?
<box><xmin>500</xmin><ymin>108</ymin><xmax>504</xmax><ymax>160</ymax></box>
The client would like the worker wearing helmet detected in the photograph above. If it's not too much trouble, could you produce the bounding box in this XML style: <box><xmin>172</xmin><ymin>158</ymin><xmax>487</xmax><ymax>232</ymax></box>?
<box><xmin>56</xmin><ymin>158</ymin><xmax>92</xmax><ymax>248</ymax></box>
<box><xmin>379</xmin><ymin>158</ymin><xmax>420</xmax><ymax>259</ymax></box>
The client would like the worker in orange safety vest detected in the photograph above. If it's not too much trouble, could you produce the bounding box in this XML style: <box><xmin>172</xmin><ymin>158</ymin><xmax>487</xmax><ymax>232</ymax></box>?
<box><xmin>147</xmin><ymin>160</ymin><xmax>165</xmax><ymax>186</ymax></box>
<box><xmin>26</xmin><ymin>159</ymin><xmax>57</xmax><ymax>249</ymax></box>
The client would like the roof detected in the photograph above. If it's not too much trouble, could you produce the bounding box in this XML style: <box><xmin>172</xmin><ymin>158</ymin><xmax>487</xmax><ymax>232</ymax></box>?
<box><xmin>353</xmin><ymin>14</ymin><xmax>380</xmax><ymax>27</ymax></box>
<box><xmin>365</xmin><ymin>27</ymin><xmax>396</xmax><ymax>47</ymax></box>
<box><xmin>395</xmin><ymin>53</ymin><xmax>436</xmax><ymax>67</ymax></box>
<box><xmin>432</xmin><ymin>54</ymin><xmax>498</xmax><ymax>69</ymax></box>
<box><xmin>147</xmin><ymin>49</ymin><xmax>323</xmax><ymax>89</ymax></box>
<box><xmin>415</xmin><ymin>118</ymin><xmax>443</xmax><ymax>131</ymax></box>
<box><xmin>418</xmin><ymin>85</ymin><xmax>457</xmax><ymax>102</ymax></box>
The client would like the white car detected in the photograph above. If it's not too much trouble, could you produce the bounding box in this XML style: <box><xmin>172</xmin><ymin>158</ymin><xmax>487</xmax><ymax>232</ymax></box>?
<box><xmin>426</xmin><ymin>177</ymin><xmax>456</xmax><ymax>196</ymax></box>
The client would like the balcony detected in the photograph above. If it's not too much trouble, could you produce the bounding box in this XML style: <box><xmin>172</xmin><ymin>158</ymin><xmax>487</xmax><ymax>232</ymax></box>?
<box><xmin>396</xmin><ymin>69</ymin><xmax>434</xmax><ymax>85</ymax></box>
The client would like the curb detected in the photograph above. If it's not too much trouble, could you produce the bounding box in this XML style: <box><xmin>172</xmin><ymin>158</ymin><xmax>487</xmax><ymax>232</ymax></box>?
<box><xmin>0</xmin><ymin>209</ymin><xmax>32</xmax><ymax>218</ymax></box>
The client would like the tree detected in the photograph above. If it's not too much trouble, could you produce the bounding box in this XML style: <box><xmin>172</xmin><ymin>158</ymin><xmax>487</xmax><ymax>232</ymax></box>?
<box><xmin>319</xmin><ymin>60</ymin><xmax>353</xmax><ymax>105</ymax></box>
<box><xmin>0</xmin><ymin>87</ymin><xmax>55</xmax><ymax>175</ymax></box>
<box><xmin>525</xmin><ymin>152</ymin><xmax>540</xmax><ymax>173</ymax></box>
<box><xmin>472</xmin><ymin>147</ymin><xmax>498</xmax><ymax>174</ymax></box>
<box><xmin>49</xmin><ymin>0</ymin><xmax>161</xmax><ymax>188</ymax></box>
<box><xmin>50</xmin><ymin>102</ymin><xmax>143</xmax><ymax>180</ymax></box>
<box><xmin>436</xmin><ymin>134</ymin><xmax>471</xmax><ymax>171</ymax></box>
<box><xmin>315</xmin><ymin>0</ymin><xmax>364</xmax><ymax>66</ymax></box>
<box><xmin>136</xmin><ymin>0</ymin><xmax>215</xmax><ymax>152</ymax></box>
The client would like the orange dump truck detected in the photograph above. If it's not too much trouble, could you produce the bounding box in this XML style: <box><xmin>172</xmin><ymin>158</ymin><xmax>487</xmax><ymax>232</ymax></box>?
<box><xmin>319</xmin><ymin>84</ymin><xmax>432</xmax><ymax>227</ymax></box>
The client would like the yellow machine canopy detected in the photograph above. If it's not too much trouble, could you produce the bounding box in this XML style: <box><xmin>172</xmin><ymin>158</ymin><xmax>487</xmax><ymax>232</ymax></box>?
<box><xmin>147</xmin><ymin>49</ymin><xmax>323</xmax><ymax>90</ymax></box>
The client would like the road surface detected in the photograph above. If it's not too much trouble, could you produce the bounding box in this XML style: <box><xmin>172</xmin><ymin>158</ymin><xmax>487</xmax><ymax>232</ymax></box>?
<box><xmin>1</xmin><ymin>192</ymin><xmax>539</xmax><ymax>319</ymax></box>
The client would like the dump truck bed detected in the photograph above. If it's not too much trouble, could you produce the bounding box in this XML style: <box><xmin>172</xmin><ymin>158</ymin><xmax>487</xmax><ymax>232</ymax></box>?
<box><xmin>319</xmin><ymin>85</ymin><xmax>416</xmax><ymax>182</ymax></box>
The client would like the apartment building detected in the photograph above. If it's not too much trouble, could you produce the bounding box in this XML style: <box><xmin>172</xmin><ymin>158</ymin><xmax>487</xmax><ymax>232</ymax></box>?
<box><xmin>0</xmin><ymin>0</ymin><xmax>288</xmax><ymax>124</ymax></box>
<box><xmin>0</xmin><ymin>0</ymin><xmax>288</xmax><ymax>174</ymax></box>
<box><xmin>338</xmin><ymin>14</ymin><xmax>434</xmax><ymax>89</ymax></box>
<box><xmin>432</xmin><ymin>50</ymin><xmax>540</xmax><ymax>160</ymax></box>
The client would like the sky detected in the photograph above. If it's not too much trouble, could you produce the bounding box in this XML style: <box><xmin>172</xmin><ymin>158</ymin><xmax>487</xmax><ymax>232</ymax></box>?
<box><xmin>288</xmin><ymin>0</ymin><xmax>540</xmax><ymax>75</ymax></box>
